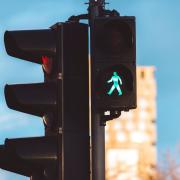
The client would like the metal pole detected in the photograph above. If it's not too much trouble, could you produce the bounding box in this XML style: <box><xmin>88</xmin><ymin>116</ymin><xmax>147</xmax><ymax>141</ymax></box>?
<box><xmin>89</xmin><ymin>1</ymin><xmax>106</xmax><ymax>180</ymax></box>
<box><xmin>91</xmin><ymin>113</ymin><xmax>105</xmax><ymax>180</ymax></box>
<box><xmin>89</xmin><ymin>0</ymin><xmax>105</xmax><ymax>18</ymax></box>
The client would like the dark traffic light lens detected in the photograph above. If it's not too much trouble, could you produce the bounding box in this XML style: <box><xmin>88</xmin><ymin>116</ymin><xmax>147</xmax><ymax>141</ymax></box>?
<box><xmin>96</xmin><ymin>21</ymin><xmax>133</xmax><ymax>55</ymax></box>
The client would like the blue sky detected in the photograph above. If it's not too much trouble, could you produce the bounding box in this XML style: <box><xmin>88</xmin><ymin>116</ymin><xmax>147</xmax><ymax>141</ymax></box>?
<box><xmin>0</xmin><ymin>0</ymin><xmax>180</xmax><ymax>179</ymax></box>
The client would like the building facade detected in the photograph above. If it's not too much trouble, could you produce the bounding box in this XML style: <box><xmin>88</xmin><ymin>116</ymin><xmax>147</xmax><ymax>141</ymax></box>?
<box><xmin>105</xmin><ymin>66</ymin><xmax>157</xmax><ymax>180</ymax></box>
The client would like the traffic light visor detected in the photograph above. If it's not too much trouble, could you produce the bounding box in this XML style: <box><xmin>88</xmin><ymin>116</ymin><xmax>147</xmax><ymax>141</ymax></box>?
<box><xmin>5</xmin><ymin>82</ymin><xmax>57</xmax><ymax>117</ymax></box>
<box><xmin>4</xmin><ymin>29</ymin><xmax>56</xmax><ymax>64</ymax></box>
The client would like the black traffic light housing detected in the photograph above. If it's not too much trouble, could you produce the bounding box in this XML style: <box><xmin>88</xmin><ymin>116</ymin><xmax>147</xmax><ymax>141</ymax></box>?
<box><xmin>91</xmin><ymin>16</ymin><xmax>136</xmax><ymax>113</ymax></box>
<box><xmin>0</xmin><ymin>22</ymin><xmax>90</xmax><ymax>180</ymax></box>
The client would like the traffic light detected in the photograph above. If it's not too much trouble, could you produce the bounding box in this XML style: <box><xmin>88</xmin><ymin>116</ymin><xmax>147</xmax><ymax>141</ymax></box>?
<box><xmin>91</xmin><ymin>16</ymin><xmax>136</xmax><ymax>112</ymax></box>
<box><xmin>0</xmin><ymin>22</ymin><xmax>90</xmax><ymax>180</ymax></box>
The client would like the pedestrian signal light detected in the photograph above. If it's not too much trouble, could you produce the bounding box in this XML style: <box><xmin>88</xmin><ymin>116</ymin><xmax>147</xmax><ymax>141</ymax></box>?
<box><xmin>91</xmin><ymin>16</ymin><xmax>136</xmax><ymax>111</ymax></box>
<box><xmin>107</xmin><ymin>72</ymin><xmax>123</xmax><ymax>96</ymax></box>
<box><xmin>95</xmin><ymin>64</ymin><xmax>134</xmax><ymax>103</ymax></box>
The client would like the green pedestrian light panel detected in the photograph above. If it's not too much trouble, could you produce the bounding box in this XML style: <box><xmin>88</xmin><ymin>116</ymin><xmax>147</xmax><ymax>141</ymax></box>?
<box><xmin>107</xmin><ymin>72</ymin><xmax>122</xmax><ymax>96</ymax></box>
<box><xmin>92</xmin><ymin>16</ymin><xmax>136</xmax><ymax>111</ymax></box>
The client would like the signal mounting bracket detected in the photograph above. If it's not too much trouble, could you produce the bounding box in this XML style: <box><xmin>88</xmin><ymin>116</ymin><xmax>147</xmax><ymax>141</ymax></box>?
<box><xmin>68</xmin><ymin>0</ymin><xmax>120</xmax><ymax>23</ymax></box>
<box><xmin>100</xmin><ymin>110</ymin><xmax>121</xmax><ymax>126</ymax></box>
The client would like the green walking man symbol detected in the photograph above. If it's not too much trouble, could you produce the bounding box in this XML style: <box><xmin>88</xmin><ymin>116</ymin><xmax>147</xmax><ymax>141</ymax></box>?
<box><xmin>107</xmin><ymin>72</ymin><xmax>123</xmax><ymax>96</ymax></box>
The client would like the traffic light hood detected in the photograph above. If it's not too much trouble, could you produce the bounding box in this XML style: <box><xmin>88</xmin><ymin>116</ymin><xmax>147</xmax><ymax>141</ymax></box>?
<box><xmin>4</xmin><ymin>29</ymin><xmax>56</xmax><ymax>64</ymax></box>
<box><xmin>5</xmin><ymin>82</ymin><xmax>57</xmax><ymax>117</ymax></box>
<box><xmin>91</xmin><ymin>16</ymin><xmax>136</xmax><ymax>111</ymax></box>
<box><xmin>0</xmin><ymin>136</ymin><xmax>57</xmax><ymax>177</ymax></box>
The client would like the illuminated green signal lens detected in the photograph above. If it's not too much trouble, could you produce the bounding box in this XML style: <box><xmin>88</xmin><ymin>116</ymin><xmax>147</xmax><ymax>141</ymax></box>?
<box><xmin>107</xmin><ymin>72</ymin><xmax>123</xmax><ymax>96</ymax></box>
<box><xmin>107</xmin><ymin>72</ymin><xmax>122</xmax><ymax>96</ymax></box>
<box><xmin>95</xmin><ymin>65</ymin><xmax>133</xmax><ymax>99</ymax></box>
